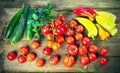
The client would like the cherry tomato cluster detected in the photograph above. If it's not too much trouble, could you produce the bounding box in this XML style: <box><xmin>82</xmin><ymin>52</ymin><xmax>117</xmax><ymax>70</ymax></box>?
<box><xmin>7</xmin><ymin>14</ymin><xmax>109</xmax><ymax>68</ymax></box>
<box><xmin>7</xmin><ymin>40</ymin><xmax>40</xmax><ymax>64</ymax></box>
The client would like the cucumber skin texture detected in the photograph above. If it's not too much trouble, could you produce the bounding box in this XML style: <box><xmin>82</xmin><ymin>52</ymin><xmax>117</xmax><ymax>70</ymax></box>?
<box><xmin>10</xmin><ymin>6</ymin><xmax>28</xmax><ymax>44</ymax></box>
<box><xmin>4</xmin><ymin>4</ymin><xmax>25</xmax><ymax>39</ymax></box>
<box><xmin>26</xmin><ymin>9</ymin><xmax>35</xmax><ymax>40</ymax></box>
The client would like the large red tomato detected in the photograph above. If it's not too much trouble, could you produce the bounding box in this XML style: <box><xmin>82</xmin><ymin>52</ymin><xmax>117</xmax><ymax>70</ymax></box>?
<box><xmin>36</xmin><ymin>58</ymin><xmax>45</xmax><ymax>67</ymax></box>
<box><xmin>19</xmin><ymin>46</ymin><xmax>29</xmax><ymax>55</ymax></box>
<box><xmin>48</xmin><ymin>55</ymin><xmax>59</xmax><ymax>65</ymax></box>
<box><xmin>7</xmin><ymin>52</ymin><xmax>17</xmax><ymax>61</ymax></box>
<box><xmin>18</xmin><ymin>55</ymin><xmax>26</xmax><ymax>64</ymax></box>
<box><xmin>26</xmin><ymin>53</ymin><xmax>36</xmax><ymax>62</ymax></box>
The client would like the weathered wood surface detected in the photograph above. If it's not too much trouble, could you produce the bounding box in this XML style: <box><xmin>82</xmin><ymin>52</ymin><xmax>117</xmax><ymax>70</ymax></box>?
<box><xmin>0</xmin><ymin>0</ymin><xmax>120</xmax><ymax>73</ymax></box>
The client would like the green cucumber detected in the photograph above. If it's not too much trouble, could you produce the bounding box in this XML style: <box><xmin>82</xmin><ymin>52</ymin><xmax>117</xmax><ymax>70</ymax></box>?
<box><xmin>4</xmin><ymin>4</ymin><xmax>25</xmax><ymax>39</ymax></box>
<box><xmin>26</xmin><ymin>9</ymin><xmax>35</xmax><ymax>40</ymax></box>
<box><xmin>10</xmin><ymin>6</ymin><xmax>28</xmax><ymax>44</ymax></box>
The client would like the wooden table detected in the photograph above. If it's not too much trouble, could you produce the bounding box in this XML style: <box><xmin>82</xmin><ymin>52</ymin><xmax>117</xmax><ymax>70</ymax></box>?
<box><xmin>0</xmin><ymin>0</ymin><xmax>120</xmax><ymax>73</ymax></box>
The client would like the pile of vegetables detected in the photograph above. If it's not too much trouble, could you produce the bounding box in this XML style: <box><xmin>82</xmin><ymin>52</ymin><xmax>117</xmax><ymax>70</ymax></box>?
<box><xmin>5</xmin><ymin>3</ymin><xmax>117</xmax><ymax>69</ymax></box>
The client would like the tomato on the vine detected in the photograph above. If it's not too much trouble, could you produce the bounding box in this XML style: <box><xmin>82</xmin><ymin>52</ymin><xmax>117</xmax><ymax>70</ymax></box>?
<box><xmin>99</xmin><ymin>47</ymin><xmax>108</xmax><ymax>56</ymax></box>
<box><xmin>79</xmin><ymin>56</ymin><xmax>90</xmax><ymax>66</ymax></box>
<box><xmin>88</xmin><ymin>44</ymin><xmax>98</xmax><ymax>53</ymax></box>
<box><xmin>66</xmin><ymin>36</ymin><xmax>75</xmax><ymax>45</ymax></box>
<box><xmin>7</xmin><ymin>52</ymin><xmax>17</xmax><ymax>61</ymax></box>
<box><xmin>69</xmin><ymin>20</ymin><xmax>78</xmax><ymax>28</ymax></box>
<box><xmin>46</xmin><ymin>34</ymin><xmax>54</xmax><ymax>41</ymax></box>
<box><xmin>46</xmin><ymin>41</ymin><xmax>53</xmax><ymax>48</ymax></box>
<box><xmin>82</xmin><ymin>37</ymin><xmax>91</xmax><ymax>46</ymax></box>
<box><xmin>52</xmin><ymin>42</ymin><xmax>60</xmax><ymax>51</ymax></box>
<box><xmin>79</xmin><ymin>45</ymin><xmax>88</xmax><ymax>55</ymax></box>
<box><xmin>31</xmin><ymin>40</ymin><xmax>40</xmax><ymax>50</ymax></box>
<box><xmin>55</xmin><ymin>25</ymin><xmax>65</xmax><ymax>35</ymax></box>
<box><xmin>36</xmin><ymin>58</ymin><xmax>45</xmax><ymax>67</ymax></box>
<box><xmin>42</xmin><ymin>47</ymin><xmax>52</xmax><ymax>56</ymax></box>
<box><xmin>62</xmin><ymin>54</ymin><xmax>75</xmax><ymax>68</ymax></box>
<box><xmin>65</xmin><ymin>29</ymin><xmax>74</xmax><ymax>37</ymax></box>
<box><xmin>41</xmin><ymin>25</ymin><xmax>51</xmax><ymax>35</ymax></box>
<box><xmin>26</xmin><ymin>53</ymin><xmax>36</xmax><ymax>62</ymax></box>
<box><xmin>19</xmin><ymin>46</ymin><xmax>29</xmax><ymax>55</ymax></box>
<box><xmin>54</xmin><ymin>19</ymin><xmax>62</xmax><ymax>27</ymax></box>
<box><xmin>48</xmin><ymin>55</ymin><xmax>59</xmax><ymax>65</ymax></box>
<box><xmin>63</xmin><ymin>23</ymin><xmax>68</xmax><ymax>30</ymax></box>
<box><xmin>18</xmin><ymin>55</ymin><xmax>26</xmax><ymax>64</ymax></box>
<box><xmin>99</xmin><ymin>57</ymin><xmax>108</xmax><ymax>65</ymax></box>
<box><xmin>56</xmin><ymin>14</ymin><xmax>65</xmax><ymax>22</ymax></box>
<box><xmin>89</xmin><ymin>53</ymin><xmax>97</xmax><ymax>61</ymax></box>
<box><xmin>55</xmin><ymin>35</ymin><xmax>64</xmax><ymax>44</ymax></box>
<box><xmin>67</xmin><ymin>44</ymin><xmax>79</xmax><ymax>56</ymax></box>
<box><xmin>74</xmin><ymin>33</ymin><xmax>83</xmax><ymax>41</ymax></box>
<box><xmin>75</xmin><ymin>25</ymin><xmax>84</xmax><ymax>33</ymax></box>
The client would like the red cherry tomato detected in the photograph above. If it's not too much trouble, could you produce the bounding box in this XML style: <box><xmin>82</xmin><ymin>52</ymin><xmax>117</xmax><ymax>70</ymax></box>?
<box><xmin>66</xmin><ymin>36</ymin><xmax>75</xmax><ymax>45</ymax></box>
<box><xmin>31</xmin><ymin>40</ymin><xmax>40</xmax><ymax>50</ymax></box>
<box><xmin>18</xmin><ymin>55</ymin><xmax>26</xmax><ymax>64</ymax></box>
<box><xmin>19</xmin><ymin>46</ymin><xmax>29</xmax><ymax>55</ymax></box>
<box><xmin>65</xmin><ymin>29</ymin><xmax>74</xmax><ymax>37</ymax></box>
<box><xmin>41</xmin><ymin>25</ymin><xmax>51</xmax><ymax>35</ymax></box>
<box><xmin>55</xmin><ymin>25</ymin><xmax>64</xmax><ymax>35</ymax></box>
<box><xmin>42</xmin><ymin>47</ymin><xmax>52</xmax><ymax>56</ymax></box>
<box><xmin>75</xmin><ymin>25</ymin><xmax>84</xmax><ymax>33</ymax></box>
<box><xmin>63</xmin><ymin>23</ymin><xmax>68</xmax><ymax>30</ymax></box>
<box><xmin>55</xmin><ymin>35</ymin><xmax>64</xmax><ymax>44</ymax></box>
<box><xmin>79</xmin><ymin>45</ymin><xmax>88</xmax><ymax>56</ymax></box>
<box><xmin>7</xmin><ymin>52</ymin><xmax>17</xmax><ymax>61</ymax></box>
<box><xmin>54</xmin><ymin>19</ymin><xmax>63</xmax><ymax>27</ymax></box>
<box><xmin>56</xmin><ymin>14</ymin><xmax>65</xmax><ymax>22</ymax></box>
<box><xmin>82</xmin><ymin>37</ymin><xmax>91</xmax><ymax>46</ymax></box>
<box><xmin>67</xmin><ymin>44</ymin><xmax>79</xmax><ymax>56</ymax></box>
<box><xmin>99</xmin><ymin>57</ymin><xmax>108</xmax><ymax>65</ymax></box>
<box><xmin>88</xmin><ymin>44</ymin><xmax>98</xmax><ymax>53</ymax></box>
<box><xmin>62</xmin><ymin>54</ymin><xmax>75</xmax><ymax>68</ymax></box>
<box><xmin>89</xmin><ymin>53</ymin><xmax>97</xmax><ymax>61</ymax></box>
<box><xmin>74</xmin><ymin>33</ymin><xmax>83</xmax><ymax>41</ymax></box>
<box><xmin>48</xmin><ymin>55</ymin><xmax>59</xmax><ymax>65</ymax></box>
<box><xmin>69</xmin><ymin>20</ymin><xmax>78</xmax><ymax>28</ymax></box>
<box><xmin>79</xmin><ymin>56</ymin><xmax>90</xmax><ymax>66</ymax></box>
<box><xmin>36</xmin><ymin>58</ymin><xmax>45</xmax><ymax>67</ymax></box>
<box><xmin>26</xmin><ymin>53</ymin><xmax>36</xmax><ymax>62</ymax></box>
<box><xmin>99</xmin><ymin>47</ymin><xmax>108</xmax><ymax>56</ymax></box>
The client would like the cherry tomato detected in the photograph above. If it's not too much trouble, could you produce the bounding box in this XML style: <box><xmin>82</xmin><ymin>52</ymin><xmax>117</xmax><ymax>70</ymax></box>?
<box><xmin>66</xmin><ymin>36</ymin><xmax>75</xmax><ymax>45</ymax></box>
<box><xmin>74</xmin><ymin>33</ymin><xmax>83</xmax><ymax>41</ymax></box>
<box><xmin>54</xmin><ymin>19</ymin><xmax>62</xmax><ymax>27</ymax></box>
<box><xmin>19</xmin><ymin>46</ymin><xmax>29</xmax><ymax>55</ymax></box>
<box><xmin>31</xmin><ymin>40</ymin><xmax>40</xmax><ymax>50</ymax></box>
<box><xmin>99</xmin><ymin>47</ymin><xmax>108</xmax><ymax>56</ymax></box>
<box><xmin>56</xmin><ymin>14</ymin><xmax>65</xmax><ymax>22</ymax></box>
<box><xmin>88</xmin><ymin>44</ymin><xmax>98</xmax><ymax>53</ymax></box>
<box><xmin>89</xmin><ymin>53</ymin><xmax>97</xmax><ymax>61</ymax></box>
<box><xmin>67</xmin><ymin>45</ymin><xmax>79</xmax><ymax>56</ymax></box>
<box><xmin>79</xmin><ymin>56</ymin><xmax>90</xmax><ymax>66</ymax></box>
<box><xmin>75</xmin><ymin>25</ymin><xmax>84</xmax><ymax>33</ymax></box>
<box><xmin>69</xmin><ymin>20</ymin><xmax>77</xmax><ymax>28</ymax></box>
<box><xmin>26</xmin><ymin>53</ymin><xmax>36</xmax><ymax>62</ymax></box>
<box><xmin>99</xmin><ymin>57</ymin><xmax>108</xmax><ymax>65</ymax></box>
<box><xmin>82</xmin><ymin>37</ymin><xmax>91</xmax><ymax>46</ymax></box>
<box><xmin>36</xmin><ymin>58</ymin><xmax>45</xmax><ymax>67</ymax></box>
<box><xmin>55</xmin><ymin>25</ymin><xmax>64</xmax><ymax>35</ymax></box>
<box><xmin>48</xmin><ymin>55</ymin><xmax>59</xmax><ymax>65</ymax></box>
<box><xmin>63</xmin><ymin>23</ymin><xmax>68</xmax><ymax>30</ymax></box>
<box><xmin>79</xmin><ymin>45</ymin><xmax>88</xmax><ymax>55</ymax></box>
<box><xmin>7</xmin><ymin>52</ymin><xmax>17</xmax><ymax>61</ymax></box>
<box><xmin>46</xmin><ymin>34</ymin><xmax>54</xmax><ymax>41</ymax></box>
<box><xmin>42</xmin><ymin>47</ymin><xmax>52</xmax><ymax>56</ymax></box>
<box><xmin>62</xmin><ymin>54</ymin><xmax>75</xmax><ymax>68</ymax></box>
<box><xmin>55</xmin><ymin>35</ymin><xmax>64</xmax><ymax>44</ymax></box>
<box><xmin>65</xmin><ymin>29</ymin><xmax>74</xmax><ymax>37</ymax></box>
<box><xmin>41</xmin><ymin>25</ymin><xmax>51</xmax><ymax>35</ymax></box>
<box><xmin>46</xmin><ymin>41</ymin><xmax>53</xmax><ymax>48</ymax></box>
<box><xmin>18</xmin><ymin>55</ymin><xmax>26</xmax><ymax>64</ymax></box>
<box><xmin>52</xmin><ymin>42</ymin><xmax>60</xmax><ymax>51</ymax></box>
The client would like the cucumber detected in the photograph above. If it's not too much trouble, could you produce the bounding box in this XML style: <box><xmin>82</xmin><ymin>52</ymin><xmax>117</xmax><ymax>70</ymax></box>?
<box><xmin>10</xmin><ymin>6</ymin><xmax>28</xmax><ymax>44</ymax></box>
<box><xmin>26</xmin><ymin>9</ymin><xmax>35</xmax><ymax>40</ymax></box>
<box><xmin>4</xmin><ymin>4</ymin><xmax>25</xmax><ymax>39</ymax></box>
